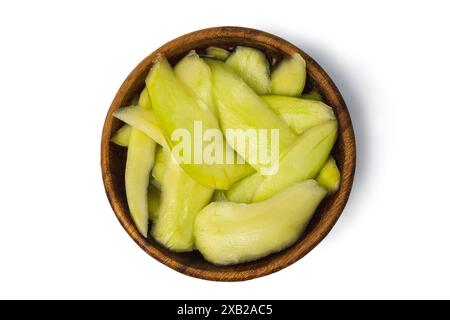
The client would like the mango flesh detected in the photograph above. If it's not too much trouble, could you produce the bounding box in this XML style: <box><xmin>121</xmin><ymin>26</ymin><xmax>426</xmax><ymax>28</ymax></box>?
<box><xmin>226</xmin><ymin>172</ymin><xmax>265</xmax><ymax>203</ymax></box>
<box><xmin>123</xmin><ymin>87</ymin><xmax>157</xmax><ymax>236</ymax></box>
<box><xmin>205</xmin><ymin>46</ymin><xmax>230</xmax><ymax>61</ymax></box>
<box><xmin>225</xmin><ymin>46</ymin><xmax>271</xmax><ymax>95</ymax></box>
<box><xmin>316</xmin><ymin>156</ymin><xmax>341</xmax><ymax>193</ymax></box>
<box><xmin>228</xmin><ymin>120</ymin><xmax>337</xmax><ymax>203</ymax></box>
<box><xmin>253</xmin><ymin>120</ymin><xmax>337</xmax><ymax>202</ymax></box>
<box><xmin>271</xmin><ymin>53</ymin><xmax>306</xmax><ymax>96</ymax></box>
<box><xmin>125</xmin><ymin>128</ymin><xmax>156</xmax><ymax>236</ymax></box>
<box><xmin>113</xmin><ymin>105</ymin><xmax>165</xmax><ymax>146</ymax></box>
<box><xmin>207</xmin><ymin>59</ymin><xmax>297</xmax><ymax>172</ymax></box>
<box><xmin>146</xmin><ymin>56</ymin><xmax>253</xmax><ymax>189</ymax></box>
<box><xmin>152</xmin><ymin>149</ymin><xmax>213</xmax><ymax>251</ymax></box>
<box><xmin>174</xmin><ymin>51</ymin><xmax>214</xmax><ymax>110</ymax></box>
<box><xmin>111</xmin><ymin>124</ymin><xmax>132</xmax><ymax>147</ymax></box>
<box><xmin>262</xmin><ymin>95</ymin><xmax>335</xmax><ymax>134</ymax></box>
<box><xmin>195</xmin><ymin>180</ymin><xmax>327</xmax><ymax>265</ymax></box>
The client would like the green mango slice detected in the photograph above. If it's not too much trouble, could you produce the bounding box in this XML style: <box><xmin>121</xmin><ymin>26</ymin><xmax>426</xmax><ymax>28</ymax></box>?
<box><xmin>113</xmin><ymin>106</ymin><xmax>165</xmax><ymax>146</ymax></box>
<box><xmin>226</xmin><ymin>172</ymin><xmax>265</xmax><ymax>203</ymax></box>
<box><xmin>316</xmin><ymin>156</ymin><xmax>341</xmax><ymax>193</ymax></box>
<box><xmin>195</xmin><ymin>180</ymin><xmax>327</xmax><ymax>265</ymax></box>
<box><xmin>174</xmin><ymin>51</ymin><xmax>214</xmax><ymax>109</ymax></box>
<box><xmin>152</xmin><ymin>149</ymin><xmax>213</xmax><ymax>251</ymax></box>
<box><xmin>125</xmin><ymin>128</ymin><xmax>156</xmax><ymax>236</ymax></box>
<box><xmin>205</xmin><ymin>46</ymin><xmax>230</xmax><ymax>61</ymax></box>
<box><xmin>207</xmin><ymin>59</ymin><xmax>297</xmax><ymax>173</ymax></box>
<box><xmin>253</xmin><ymin>120</ymin><xmax>337</xmax><ymax>202</ymax></box>
<box><xmin>228</xmin><ymin>120</ymin><xmax>337</xmax><ymax>203</ymax></box>
<box><xmin>225</xmin><ymin>46</ymin><xmax>271</xmax><ymax>95</ymax></box>
<box><xmin>146</xmin><ymin>56</ymin><xmax>253</xmax><ymax>189</ymax></box>
<box><xmin>262</xmin><ymin>95</ymin><xmax>335</xmax><ymax>134</ymax></box>
<box><xmin>122</xmin><ymin>87</ymin><xmax>157</xmax><ymax>236</ymax></box>
<box><xmin>111</xmin><ymin>124</ymin><xmax>132</xmax><ymax>147</ymax></box>
<box><xmin>271</xmin><ymin>53</ymin><xmax>306</xmax><ymax>96</ymax></box>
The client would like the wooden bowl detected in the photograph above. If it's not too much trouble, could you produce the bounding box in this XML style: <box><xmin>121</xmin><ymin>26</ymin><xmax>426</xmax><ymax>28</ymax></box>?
<box><xmin>101</xmin><ymin>26</ymin><xmax>356</xmax><ymax>281</ymax></box>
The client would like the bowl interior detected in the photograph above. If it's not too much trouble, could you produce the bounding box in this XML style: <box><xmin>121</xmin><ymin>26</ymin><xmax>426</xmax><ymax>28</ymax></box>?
<box><xmin>101</xmin><ymin>27</ymin><xmax>355</xmax><ymax>281</ymax></box>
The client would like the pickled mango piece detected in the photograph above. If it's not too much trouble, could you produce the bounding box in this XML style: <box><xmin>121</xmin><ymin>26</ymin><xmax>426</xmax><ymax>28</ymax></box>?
<box><xmin>271</xmin><ymin>53</ymin><xmax>306</xmax><ymax>96</ymax></box>
<box><xmin>253</xmin><ymin>120</ymin><xmax>337</xmax><ymax>202</ymax></box>
<box><xmin>205</xmin><ymin>46</ymin><xmax>230</xmax><ymax>61</ymax></box>
<box><xmin>125</xmin><ymin>128</ymin><xmax>156</xmax><ymax>236</ymax></box>
<box><xmin>113</xmin><ymin>106</ymin><xmax>165</xmax><ymax>146</ymax></box>
<box><xmin>228</xmin><ymin>120</ymin><xmax>337</xmax><ymax>203</ymax></box>
<box><xmin>195</xmin><ymin>180</ymin><xmax>327</xmax><ymax>265</ymax></box>
<box><xmin>207</xmin><ymin>59</ymin><xmax>297</xmax><ymax>172</ymax></box>
<box><xmin>123</xmin><ymin>86</ymin><xmax>158</xmax><ymax>236</ymax></box>
<box><xmin>316</xmin><ymin>157</ymin><xmax>340</xmax><ymax>193</ymax></box>
<box><xmin>137</xmin><ymin>87</ymin><xmax>152</xmax><ymax>109</ymax></box>
<box><xmin>174</xmin><ymin>51</ymin><xmax>213</xmax><ymax>109</ymax></box>
<box><xmin>151</xmin><ymin>147</ymin><xmax>165</xmax><ymax>184</ymax></box>
<box><xmin>262</xmin><ymin>95</ymin><xmax>335</xmax><ymax>134</ymax></box>
<box><xmin>226</xmin><ymin>172</ymin><xmax>265</xmax><ymax>203</ymax></box>
<box><xmin>147</xmin><ymin>184</ymin><xmax>160</xmax><ymax>220</ymax></box>
<box><xmin>225</xmin><ymin>46</ymin><xmax>271</xmax><ymax>95</ymax></box>
<box><xmin>146</xmin><ymin>56</ymin><xmax>253</xmax><ymax>189</ymax></box>
<box><xmin>301</xmin><ymin>89</ymin><xmax>323</xmax><ymax>101</ymax></box>
<box><xmin>111</xmin><ymin>124</ymin><xmax>132</xmax><ymax>147</ymax></box>
<box><xmin>152</xmin><ymin>150</ymin><xmax>213</xmax><ymax>251</ymax></box>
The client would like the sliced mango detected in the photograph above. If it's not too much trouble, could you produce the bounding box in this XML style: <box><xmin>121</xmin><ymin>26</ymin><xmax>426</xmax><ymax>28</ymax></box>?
<box><xmin>151</xmin><ymin>147</ymin><xmax>165</xmax><ymax>184</ymax></box>
<box><xmin>253</xmin><ymin>120</ymin><xmax>337</xmax><ymax>201</ymax></box>
<box><xmin>316</xmin><ymin>156</ymin><xmax>341</xmax><ymax>193</ymax></box>
<box><xmin>146</xmin><ymin>56</ymin><xmax>253</xmax><ymax>189</ymax></box>
<box><xmin>262</xmin><ymin>95</ymin><xmax>335</xmax><ymax>134</ymax></box>
<box><xmin>271</xmin><ymin>53</ymin><xmax>306</xmax><ymax>96</ymax></box>
<box><xmin>125</xmin><ymin>128</ymin><xmax>156</xmax><ymax>236</ymax></box>
<box><xmin>225</xmin><ymin>46</ymin><xmax>271</xmax><ymax>95</ymax></box>
<box><xmin>195</xmin><ymin>180</ymin><xmax>327</xmax><ymax>265</ymax></box>
<box><xmin>137</xmin><ymin>87</ymin><xmax>152</xmax><ymax>109</ymax></box>
<box><xmin>174</xmin><ymin>51</ymin><xmax>214</xmax><ymax>109</ymax></box>
<box><xmin>228</xmin><ymin>120</ymin><xmax>337</xmax><ymax>203</ymax></box>
<box><xmin>113</xmin><ymin>106</ymin><xmax>165</xmax><ymax>146</ymax></box>
<box><xmin>226</xmin><ymin>172</ymin><xmax>265</xmax><ymax>203</ymax></box>
<box><xmin>111</xmin><ymin>124</ymin><xmax>132</xmax><ymax>147</ymax></box>
<box><xmin>152</xmin><ymin>150</ymin><xmax>213</xmax><ymax>251</ymax></box>
<box><xmin>207</xmin><ymin>59</ymin><xmax>297</xmax><ymax>172</ymax></box>
<box><xmin>205</xmin><ymin>46</ymin><xmax>230</xmax><ymax>61</ymax></box>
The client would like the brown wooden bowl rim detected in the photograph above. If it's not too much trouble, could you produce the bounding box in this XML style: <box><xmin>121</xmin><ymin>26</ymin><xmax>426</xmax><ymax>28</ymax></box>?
<box><xmin>101</xmin><ymin>26</ymin><xmax>356</xmax><ymax>281</ymax></box>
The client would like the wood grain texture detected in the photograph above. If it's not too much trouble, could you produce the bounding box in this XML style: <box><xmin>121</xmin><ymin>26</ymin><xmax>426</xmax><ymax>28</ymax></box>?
<box><xmin>101</xmin><ymin>26</ymin><xmax>356</xmax><ymax>281</ymax></box>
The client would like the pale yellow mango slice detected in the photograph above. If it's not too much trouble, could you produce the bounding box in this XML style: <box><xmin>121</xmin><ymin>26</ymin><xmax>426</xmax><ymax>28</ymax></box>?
<box><xmin>316</xmin><ymin>156</ymin><xmax>341</xmax><ymax>193</ymax></box>
<box><xmin>111</xmin><ymin>124</ymin><xmax>132</xmax><ymax>147</ymax></box>
<box><xmin>205</xmin><ymin>46</ymin><xmax>230</xmax><ymax>61</ymax></box>
<box><xmin>146</xmin><ymin>56</ymin><xmax>253</xmax><ymax>189</ymax></box>
<box><xmin>195</xmin><ymin>180</ymin><xmax>327</xmax><ymax>265</ymax></box>
<box><xmin>152</xmin><ymin>150</ymin><xmax>213</xmax><ymax>251</ymax></box>
<box><xmin>271</xmin><ymin>53</ymin><xmax>306</xmax><ymax>96</ymax></box>
<box><xmin>225</xmin><ymin>46</ymin><xmax>271</xmax><ymax>95</ymax></box>
<box><xmin>262</xmin><ymin>95</ymin><xmax>335</xmax><ymax>134</ymax></box>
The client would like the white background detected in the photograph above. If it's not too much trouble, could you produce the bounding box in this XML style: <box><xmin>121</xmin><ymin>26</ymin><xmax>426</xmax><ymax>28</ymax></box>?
<box><xmin>0</xmin><ymin>0</ymin><xmax>449</xmax><ymax>300</ymax></box>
